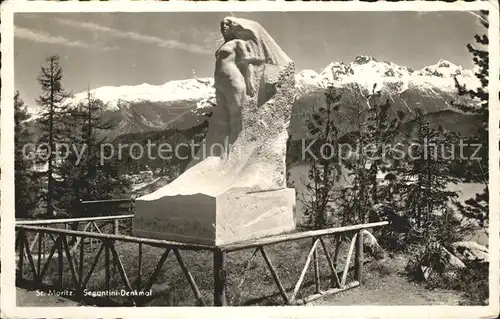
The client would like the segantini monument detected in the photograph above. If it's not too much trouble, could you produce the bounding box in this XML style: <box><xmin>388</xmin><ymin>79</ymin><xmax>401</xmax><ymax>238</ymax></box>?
<box><xmin>133</xmin><ymin>17</ymin><xmax>297</xmax><ymax>245</ymax></box>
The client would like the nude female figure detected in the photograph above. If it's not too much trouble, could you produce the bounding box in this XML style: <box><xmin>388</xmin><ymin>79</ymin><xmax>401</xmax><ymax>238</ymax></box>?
<box><xmin>214</xmin><ymin>17</ymin><xmax>264</xmax><ymax>146</ymax></box>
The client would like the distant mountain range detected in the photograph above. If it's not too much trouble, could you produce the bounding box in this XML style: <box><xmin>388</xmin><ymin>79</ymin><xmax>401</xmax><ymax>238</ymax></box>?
<box><xmin>44</xmin><ymin>56</ymin><xmax>480</xmax><ymax>141</ymax></box>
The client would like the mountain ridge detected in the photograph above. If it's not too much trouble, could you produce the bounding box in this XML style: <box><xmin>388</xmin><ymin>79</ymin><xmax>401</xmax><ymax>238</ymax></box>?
<box><xmin>27</xmin><ymin>56</ymin><xmax>480</xmax><ymax>141</ymax></box>
<box><xmin>60</xmin><ymin>56</ymin><xmax>478</xmax><ymax>112</ymax></box>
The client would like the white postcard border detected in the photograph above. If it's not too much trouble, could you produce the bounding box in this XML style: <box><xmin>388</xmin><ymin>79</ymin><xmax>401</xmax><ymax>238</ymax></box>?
<box><xmin>1</xmin><ymin>1</ymin><xmax>498</xmax><ymax>318</ymax></box>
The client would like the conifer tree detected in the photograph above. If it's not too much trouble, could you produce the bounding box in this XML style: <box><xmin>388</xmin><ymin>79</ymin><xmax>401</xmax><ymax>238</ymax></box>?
<box><xmin>363</xmin><ymin>85</ymin><xmax>402</xmax><ymax>207</ymax></box>
<box><xmin>453</xmin><ymin>10</ymin><xmax>489</xmax><ymax>226</ymax></box>
<box><xmin>14</xmin><ymin>91</ymin><xmax>40</xmax><ymax>218</ymax></box>
<box><xmin>35</xmin><ymin>55</ymin><xmax>73</xmax><ymax>217</ymax></box>
<box><xmin>397</xmin><ymin>109</ymin><xmax>460</xmax><ymax>244</ymax></box>
<box><xmin>335</xmin><ymin>84</ymin><xmax>371</xmax><ymax>226</ymax></box>
<box><xmin>337</xmin><ymin>84</ymin><xmax>401</xmax><ymax>226</ymax></box>
<box><xmin>58</xmin><ymin>90</ymin><xmax>131</xmax><ymax>217</ymax></box>
<box><xmin>301</xmin><ymin>86</ymin><xmax>342</xmax><ymax>229</ymax></box>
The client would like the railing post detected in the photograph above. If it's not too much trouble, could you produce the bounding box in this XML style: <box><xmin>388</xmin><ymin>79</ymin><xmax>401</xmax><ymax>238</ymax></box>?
<box><xmin>37</xmin><ymin>231</ymin><xmax>42</xmax><ymax>278</ymax></box>
<box><xmin>355</xmin><ymin>230</ymin><xmax>364</xmax><ymax>285</ymax></box>
<box><xmin>332</xmin><ymin>234</ymin><xmax>342</xmax><ymax>269</ymax></box>
<box><xmin>58</xmin><ymin>235</ymin><xmax>63</xmax><ymax>288</ymax></box>
<box><xmin>105</xmin><ymin>240</ymin><xmax>110</xmax><ymax>293</ymax></box>
<box><xmin>213</xmin><ymin>249</ymin><xmax>227</xmax><ymax>306</ymax></box>
<box><xmin>114</xmin><ymin>219</ymin><xmax>119</xmax><ymax>235</ymax></box>
<box><xmin>17</xmin><ymin>229</ymin><xmax>25</xmax><ymax>280</ymax></box>
<box><xmin>79</xmin><ymin>236</ymin><xmax>84</xmax><ymax>286</ymax></box>
<box><xmin>89</xmin><ymin>222</ymin><xmax>94</xmax><ymax>250</ymax></box>
<box><xmin>137</xmin><ymin>243</ymin><xmax>143</xmax><ymax>288</ymax></box>
<box><xmin>313</xmin><ymin>237</ymin><xmax>320</xmax><ymax>293</ymax></box>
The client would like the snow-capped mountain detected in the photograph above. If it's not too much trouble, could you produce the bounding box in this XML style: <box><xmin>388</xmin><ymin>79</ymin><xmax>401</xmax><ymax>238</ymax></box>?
<box><xmin>68</xmin><ymin>77</ymin><xmax>215</xmax><ymax>111</ymax></box>
<box><xmin>295</xmin><ymin>56</ymin><xmax>478</xmax><ymax>94</ymax></box>
<box><xmin>295</xmin><ymin>69</ymin><xmax>321</xmax><ymax>90</ymax></box>
<box><xmin>292</xmin><ymin>56</ymin><xmax>479</xmax><ymax>138</ymax></box>
<box><xmin>66</xmin><ymin>56</ymin><xmax>477</xmax><ymax>112</ymax></box>
<box><xmin>60</xmin><ymin>56</ymin><xmax>479</xmax><ymax>140</ymax></box>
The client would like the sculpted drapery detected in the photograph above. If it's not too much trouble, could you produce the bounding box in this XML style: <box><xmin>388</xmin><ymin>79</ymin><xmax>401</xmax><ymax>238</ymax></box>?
<box><xmin>214</xmin><ymin>17</ymin><xmax>293</xmax><ymax>146</ymax></box>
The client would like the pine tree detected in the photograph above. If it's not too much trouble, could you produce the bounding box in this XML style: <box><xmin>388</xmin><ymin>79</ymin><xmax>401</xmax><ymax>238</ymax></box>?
<box><xmin>14</xmin><ymin>91</ymin><xmax>40</xmax><ymax>218</ymax></box>
<box><xmin>80</xmin><ymin>94</ymin><xmax>131</xmax><ymax>203</ymax></box>
<box><xmin>453</xmin><ymin>10</ymin><xmax>489</xmax><ymax>226</ymax></box>
<box><xmin>301</xmin><ymin>86</ymin><xmax>342</xmax><ymax>229</ymax></box>
<box><xmin>35</xmin><ymin>55</ymin><xmax>73</xmax><ymax>218</ymax></box>
<box><xmin>363</xmin><ymin>84</ymin><xmax>402</xmax><ymax>207</ymax></box>
<box><xmin>397</xmin><ymin>109</ymin><xmax>459</xmax><ymax>244</ymax></box>
<box><xmin>58</xmin><ymin>90</ymin><xmax>131</xmax><ymax>217</ymax></box>
<box><xmin>335</xmin><ymin>84</ymin><xmax>372</xmax><ymax>226</ymax></box>
<box><xmin>401</xmin><ymin>111</ymin><xmax>478</xmax><ymax>283</ymax></box>
<box><xmin>337</xmin><ymin>84</ymin><xmax>401</xmax><ymax>226</ymax></box>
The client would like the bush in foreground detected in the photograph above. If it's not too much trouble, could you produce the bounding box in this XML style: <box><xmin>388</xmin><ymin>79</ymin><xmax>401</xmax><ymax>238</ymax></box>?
<box><xmin>405</xmin><ymin>244</ymin><xmax>488</xmax><ymax>305</ymax></box>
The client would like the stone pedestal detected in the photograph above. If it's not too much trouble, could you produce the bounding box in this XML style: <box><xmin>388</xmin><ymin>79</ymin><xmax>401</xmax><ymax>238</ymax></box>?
<box><xmin>133</xmin><ymin>187</ymin><xmax>296</xmax><ymax>246</ymax></box>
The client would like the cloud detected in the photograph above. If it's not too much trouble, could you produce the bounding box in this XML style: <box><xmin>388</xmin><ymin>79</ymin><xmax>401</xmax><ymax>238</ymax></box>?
<box><xmin>202</xmin><ymin>30</ymin><xmax>224</xmax><ymax>48</ymax></box>
<box><xmin>53</xmin><ymin>18</ymin><xmax>212</xmax><ymax>55</ymax></box>
<box><xmin>415</xmin><ymin>11</ymin><xmax>443</xmax><ymax>19</ymax></box>
<box><xmin>15</xmin><ymin>27</ymin><xmax>118</xmax><ymax>51</ymax></box>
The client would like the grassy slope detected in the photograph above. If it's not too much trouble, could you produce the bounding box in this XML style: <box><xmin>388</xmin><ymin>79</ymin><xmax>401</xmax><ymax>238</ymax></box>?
<box><xmin>311</xmin><ymin>255</ymin><xmax>464</xmax><ymax>306</ymax></box>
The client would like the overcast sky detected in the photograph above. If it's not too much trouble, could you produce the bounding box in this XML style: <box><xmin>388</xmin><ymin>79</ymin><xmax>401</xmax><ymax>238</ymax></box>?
<box><xmin>14</xmin><ymin>11</ymin><xmax>483</xmax><ymax>111</ymax></box>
